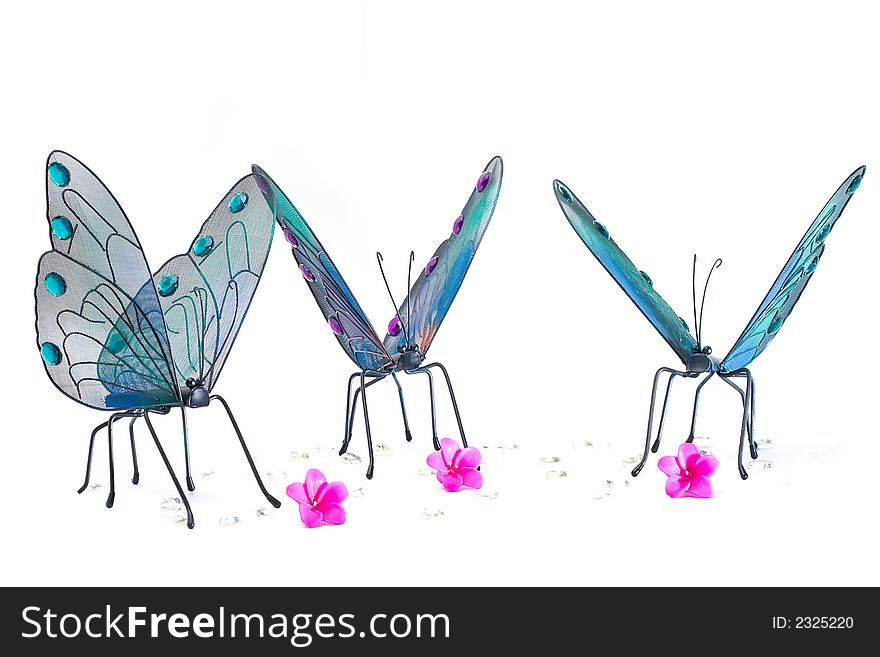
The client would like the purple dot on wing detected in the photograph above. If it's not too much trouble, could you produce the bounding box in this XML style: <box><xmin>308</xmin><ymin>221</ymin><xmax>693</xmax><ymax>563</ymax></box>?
<box><xmin>388</xmin><ymin>316</ymin><xmax>402</xmax><ymax>336</ymax></box>
<box><xmin>452</xmin><ymin>213</ymin><xmax>464</xmax><ymax>235</ymax></box>
<box><xmin>476</xmin><ymin>171</ymin><xmax>491</xmax><ymax>193</ymax></box>
<box><xmin>328</xmin><ymin>316</ymin><xmax>343</xmax><ymax>336</ymax></box>
<box><xmin>255</xmin><ymin>174</ymin><xmax>270</xmax><ymax>193</ymax></box>
<box><xmin>424</xmin><ymin>256</ymin><xmax>439</xmax><ymax>276</ymax></box>
<box><xmin>284</xmin><ymin>229</ymin><xmax>299</xmax><ymax>248</ymax></box>
<box><xmin>299</xmin><ymin>263</ymin><xmax>315</xmax><ymax>282</ymax></box>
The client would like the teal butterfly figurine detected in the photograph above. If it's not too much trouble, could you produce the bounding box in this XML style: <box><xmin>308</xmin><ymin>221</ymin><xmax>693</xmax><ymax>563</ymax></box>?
<box><xmin>553</xmin><ymin>166</ymin><xmax>864</xmax><ymax>479</ymax></box>
<box><xmin>35</xmin><ymin>151</ymin><xmax>280</xmax><ymax>527</ymax></box>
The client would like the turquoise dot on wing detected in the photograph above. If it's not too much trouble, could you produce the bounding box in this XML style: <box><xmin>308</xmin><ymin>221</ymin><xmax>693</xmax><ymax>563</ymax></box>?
<box><xmin>847</xmin><ymin>174</ymin><xmax>862</xmax><ymax>193</ymax></box>
<box><xmin>50</xmin><ymin>216</ymin><xmax>73</xmax><ymax>240</ymax></box>
<box><xmin>48</xmin><ymin>162</ymin><xmax>70</xmax><ymax>187</ymax></box>
<box><xmin>228</xmin><ymin>192</ymin><xmax>248</xmax><ymax>213</ymax></box>
<box><xmin>815</xmin><ymin>224</ymin><xmax>831</xmax><ymax>244</ymax></box>
<box><xmin>192</xmin><ymin>235</ymin><xmax>214</xmax><ymax>257</ymax></box>
<box><xmin>105</xmin><ymin>331</ymin><xmax>127</xmax><ymax>354</ymax></box>
<box><xmin>639</xmin><ymin>270</ymin><xmax>653</xmax><ymax>286</ymax></box>
<box><xmin>557</xmin><ymin>183</ymin><xmax>573</xmax><ymax>205</ymax></box>
<box><xmin>44</xmin><ymin>272</ymin><xmax>67</xmax><ymax>297</ymax></box>
<box><xmin>768</xmin><ymin>312</ymin><xmax>784</xmax><ymax>334</ymax></box>
<box><xmin>594</xmin><ymin>221</ymin><xmax>609</xmax><ymax>239</ymax></box>
<box><xmin>40</xmin><ymin>342</ymin><xmax>62</xmax><ymax>365</ymax></box>
<box><xmin>157</xmin><ymin>273</ymin><xmax>179</xmax><ymax>297</ymax></box>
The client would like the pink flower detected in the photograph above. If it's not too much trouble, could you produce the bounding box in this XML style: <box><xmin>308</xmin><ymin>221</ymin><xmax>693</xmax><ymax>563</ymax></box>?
<box><xmin>426</xmin><ymin>438</ymin><xmax>483</xmax><ymax>492</ymax></box>
<box><xmin>658</xmin><ymin>443</ymin><xmax>718</xmax><ymax>498</ymax></box>
<box><xmin>286</xmin><ymin>469</ymin><xmax>348</xmax><ymax>528</ymax></box>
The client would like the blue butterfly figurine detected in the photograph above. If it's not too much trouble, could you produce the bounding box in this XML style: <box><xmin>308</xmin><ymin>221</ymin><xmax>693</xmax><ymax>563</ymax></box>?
<box><xmin>35</xmin><ymin>151</ymin><xmax>280</xmax><ymax>527</ymax></box>
<box><xmin>253</xmin><ymin>157</ymin><xmax>503</xmax><ymax>478</ymax></box>
<box><xmin>553</xmin><ymin>166</ymin><xmax>864</xmax><ymax>479</ymax></box>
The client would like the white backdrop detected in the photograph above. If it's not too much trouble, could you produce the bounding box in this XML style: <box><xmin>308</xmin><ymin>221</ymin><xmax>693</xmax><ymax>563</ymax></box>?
<box><xmin>1</xmin><ymin>0</ymin><xmax>877</xmax><ymax>587</ymax></box>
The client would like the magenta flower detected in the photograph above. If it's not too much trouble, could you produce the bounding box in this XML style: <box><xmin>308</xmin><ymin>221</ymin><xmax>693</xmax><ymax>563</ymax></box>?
<box><xmin>426</xmin><ymin>438</ymin><xmax>483</xmax><ymax>492</ymax></box>
<box><xmin>658</xmin><ymin>443</ymin><xmax>718</xmax><ymax>498</ymax></box>
<box><xmin>286</xmin><ymin>469</ymin><xmax>348</xmax><ymax>528</ymax></box>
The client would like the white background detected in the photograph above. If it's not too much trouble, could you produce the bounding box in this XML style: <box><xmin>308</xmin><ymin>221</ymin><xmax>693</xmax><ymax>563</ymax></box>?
<box><xmin>1</xmin><ymin>0</ymin><xmax>877</xmax><ymax>587</ymax></box>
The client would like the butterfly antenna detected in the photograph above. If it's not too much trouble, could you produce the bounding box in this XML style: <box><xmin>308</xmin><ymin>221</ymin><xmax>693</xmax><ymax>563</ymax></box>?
<box><xmin>376</xmin><ymin>252</ymin><xmax>410</xmax><ymax>345</ymax></box>
<box><xmin>692</xmin><ymin>254</ymin><xmax>700</xmax><ymax>348</ymax></box>
<box><xmin>405</xmin><ymin>251</ymin><xmax>414</xmax><ymax>349</ymax></box>
<box><xmin>697</xmin><ymin>258</ymin><xmax>723</xmax><ymax>349</ymax></box>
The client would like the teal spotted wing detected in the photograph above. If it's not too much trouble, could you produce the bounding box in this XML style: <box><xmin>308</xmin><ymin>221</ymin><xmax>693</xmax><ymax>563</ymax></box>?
<box><xmin>382</xmin><ymin>156</ymin><xmax>503</xmax><ymax>357</ymax></box>
<box><xmin>720</xmin><ymin>166</ymin><xmax>865</xmax><ymax>372</ymax></box>
<box><xmin>252</xmin><ymin>165</ymin><xmax>392</xmax><ymax>372</ymax></box>
<box><xmin>151</xmin><ymin>174</ymin><xmax>275</xmax><ymax>390</ymax></box>
<box><xmin>553</xmin><ymin>179</ymin><xmax>698</xmax><ymax>363</ymax></box>
<box><xmin>34</xmin><ymin>151</ymin><xmax>179</xmax><ymax>410</ymax></box>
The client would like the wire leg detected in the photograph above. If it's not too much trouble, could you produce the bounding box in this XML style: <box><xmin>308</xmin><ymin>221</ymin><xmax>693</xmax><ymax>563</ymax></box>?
<box><xmin>78</xmin><ymin>419</ymin><xmax>109</xmax><ymax>494</ymax></box>
<box><xmin>210</xmin><ymin>395</ymin><xmax>281</xmax><ymax>508</ymax></box>
<box><xmin>342</xmin><ymin>375</ymin><xmax>385</xmax><ymax>456</ymax></box>
<box><xmin>423</xmin><ymin>362</ymin><xmax>467</xmax><ymax>448</ymax></box>
<box><xmin>340</xmin><ymin>372</ymin><xmax>360</xmax><ymax>456</ymax></box>
<box><xmin>632</xmin><ymin>367</ymin><xmax>670</xmax><ymax>477</ymax></box>
<box><xmin>359</xmin><ymin>370</ymin><xmax>377</xmax><ymax>479</ymax></box>
<box><xmin>390</xmin><ymin>371</ymin><xmax>413</xmax><ymax>442</ymax></box>
<box><xmin>719</xmin><ymin>375</ymin><xmax>750</xmax><ymax>479</ymax></box>
<box><xmin>129</xmin><ymin>415</ymin><xmax>140</xmax><ymax>485</ymax></box>
<box><xmin>105</xmin><ymin>414</ymin><xmax>122</xmax><ymax>508</ymax></box>
<box><xmin>651</xmin><ymin>371</ymin><xmax>680</xmax><ymax>453</ymax></box>
<box><xmin>746</xmin><ymin>371</ymin><xmax>758</xmax><ymax>459</ymax></box>
<box><xmin>686</xmin><ymin>371</ymin><xmax>716</xmax><ymax>442</ymax></box>
<box><xmin>144</xmin><ymin>409</ymin><xmax>194</xmax><ymax>529</ymax></box>
<box><xmin>180</xmin><ymin>406</ymin><xmax>194</xmax><ymax>492</ymax></box>
<box><xmin>406</xmin><ymin>368</ymin><xmax>439</xmax><ymax>450</ymax></box>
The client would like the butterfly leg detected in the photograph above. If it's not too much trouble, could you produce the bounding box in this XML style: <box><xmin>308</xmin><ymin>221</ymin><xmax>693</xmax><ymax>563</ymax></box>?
<box><xmin>390</xmin><ymin>372</ymin><xmax>413</xmax><ymax>442</ymax></box>
<box><xmin>342</xmin><ymin>374</ymin><xmax>385</xmax><ymax>456</ymax></box>
<box><xmin>180</xmin><ymin>406</ymin><xmax>195</xmax><ymax>492</ymax></box>
<box><xmin>651</xmin><ymin>371</ymin><xmax>683</xmax><ymax>454</ymax></box>
<box><xmin>77</xmin><ymin>419</ymin><xmax>110</xmax><ymax>494</ymax></box>
<box><xmin>744</xmin><ymin>370</ymin><xmax>758</xmax><ymax>460</ymax></box>
<box><xmin>422</xmin><ymin>362</ymin><xmax>468</xmax><ymax>448</ymax></box>
<box><xmin>719</xmin><ymin>375</ymin><xmax>750</xmax><ymax>479</ymax></box>
<box><xmin>129</xmin><ymin>415</ymin><xmax>140</xmax><ymax>485</ymax></box>
<box><xmin>143</xmin><ymin>408</ymin><xmax>194</xmax><ymax>529</ymax></box>
<box><xmin>632</xmin><ymin>367</ymin><xmax>686</xmax><ymax>477</ymax></box>
<box><xmin>210</xmin><ymin>394</ymin><xmax>281</xmax><ymax>508</ymax></box>
<box><xmin>359</xmin><ymin>370</ymin><xmax>386</xmax><ymax>479</ymax></box>
<box><xmin>340</xmin><ymin>372</ymin><xmax>362</xmax><ymax>455</ymax></box>
<box><xmin>686</xmin><ymin>371</ymin><xmax>716</xmax><ymax>443</ymax></box>
<box><xmin>406</xmin><ymin>368</ymin><xmax>440</xmax><ymax>450</ymax></box>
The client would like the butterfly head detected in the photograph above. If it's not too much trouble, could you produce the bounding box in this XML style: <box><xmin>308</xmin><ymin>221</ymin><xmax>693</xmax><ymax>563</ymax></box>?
<box><xmin>687</xmin><ymin>346</ymin><xmax>715</xmax><ymax>373</ymax></box>
<box><xmin>184</xmin><ymin>377</ymin><xmax>210</xmax><ymax>408</ymax></box>
<box><xmin>395</xmin><ymin>346</ymin><xmax>423</xmax><ymax>372</ymax></box>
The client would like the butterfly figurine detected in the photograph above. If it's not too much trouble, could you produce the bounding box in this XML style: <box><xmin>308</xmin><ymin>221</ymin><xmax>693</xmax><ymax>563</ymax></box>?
<box><xmin>553</xmin><ymin>166</ymin><xmax>865</xmax><ymax>479</ymax></box>
<box><xmin>35</xmin><ymin>151</ymin><xmax>280</xmax><ymax>528</ymax></box>
<box><xmin>253</xmin><ymin>156</ymin><xmax>503</xmax><ymax>478</ymax></box>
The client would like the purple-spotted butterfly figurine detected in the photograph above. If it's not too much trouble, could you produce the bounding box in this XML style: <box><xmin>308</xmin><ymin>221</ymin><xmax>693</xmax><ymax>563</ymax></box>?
<box><xmin>253</xmin><ymin>157</ymin><xmax>503</xmax><ymax>479</ymax></box>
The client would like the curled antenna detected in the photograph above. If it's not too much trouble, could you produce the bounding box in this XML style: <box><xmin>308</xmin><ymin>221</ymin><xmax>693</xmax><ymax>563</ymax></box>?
<box><xmin>377</xmin><ymin>252</ymin><xmax>410</xmax><ymax>345</ymax></box>
<box><xmin>696</xmin><ymin>257</ymin><xmax>723</xmax><ymax>348</ymax></box>
<box><xmin>406</xmin><ymin>251</ymin><xmax>414</xmax><ymax>349</ymax></box>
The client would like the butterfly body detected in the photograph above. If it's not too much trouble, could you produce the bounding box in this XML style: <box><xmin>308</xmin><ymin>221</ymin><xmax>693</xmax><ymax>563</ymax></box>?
<box><xmin>394</xmin><ymin>347</ymin><xmax>425</xmax><ymax>372</ymax></box>
<box><xmin>554</xmin><ymin>166</ymin><xmax>864</xmax><ymax>479</ymax></box>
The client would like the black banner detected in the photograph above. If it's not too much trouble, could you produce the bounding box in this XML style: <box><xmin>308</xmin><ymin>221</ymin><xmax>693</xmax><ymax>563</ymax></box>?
<box><xmin>0</xmin><ymin>587</ymin><xmax>870</xmax><ymax>652</ymax></box>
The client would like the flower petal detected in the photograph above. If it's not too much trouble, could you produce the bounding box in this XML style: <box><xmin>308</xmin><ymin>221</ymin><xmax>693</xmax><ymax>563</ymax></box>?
<box><xmin>691</xmin><ymin>454</ymin><xmax>719</xmax><ymax>478</ymax></box>
<box><xmin>316</xmin><ymin>502</ymin><xmax>346</xmax><ymax>525</ymax></box>
<box><xmin>439</xmin><ymin>438</ymin><xmax>460</xmax><ymax>468</ymax></box>
<box><xmin>684</xmin><ymin>476</ymin><xmax>713</xmax><ymax>498</ymax></box>
<box><xmin>657</xmin><ymin>456</ymin><xmax>681</xmax><ymax>477</ymax></box>
<box><xmin>305</xmin><ymin>469</ymin><xmax>326</xmax><ymax>503</ymax></box>
<box><xmin>438</xmin><ymin>470</ymin><xmax>464</xmax><ymax>492</ymax></box>
<box><xmin>426</xmin><ymin>451</ymin><xmax>446</xmax><ymax>471</ymax></box>
<box><xmin>455</xmin><ymin>447</ymin><xmax>481</xmax><ymax>469</ymax></box>
<box><xmin>459</xmin><ymin>467</ymin><xmax>483</xmax><ymax>489</ymax></box>
<box><xmin>677</xmin><ymin>442</ymin><xmax>699</xmax><ymax>468</ymax></box>
<box><xmin>684</xmin><ymin>451</ymin><xmax>702</xmax><ymax>473</ymax></box>
<box><xmin>665</xmin><ymin>476</ymin><xmax>688</xmax><ymax>498</ymax></box>
<box><xmin>298</xmin><ymin>503</ymin><xmax>323</xmax><ymax>528</ymax></box>
<box><xmin>286</xmin><ymin>482</ymin><xmax>309</xmax><ymax>506</ymax></box>
<box><xmin>316</xmin><ymin>481</ymin><xmax>348</xmax><ymax>505</ymax></box>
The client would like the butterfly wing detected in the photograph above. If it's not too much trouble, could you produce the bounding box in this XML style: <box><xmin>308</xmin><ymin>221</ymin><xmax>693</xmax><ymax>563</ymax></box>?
<box><xmin>35</xmin><ymin>151</ymin><xmax>179</xmax><ymax>410</ymax></box>
<box><xmin>720</xmin><ymin>167</ymin><xmax>865</xmax><ymax>372</ymax></box>
<box><xmin>151</xmin><ymin>174</ymin><xmax>275</xmax><ymax>391</ymax></box>
<box><xmin>383</xmin><ymin>156</ymin><xmax>503</xmax><ymax>357</ymax></box>
<box><xmin>554</xmin><ymin>179</ymin><xmax>698</xmax><ymax>363</ymax></box>
<box><xmin>252</xmin><ymin>165</ymin><xmax>392</xmax><ymax>372</ymax></box>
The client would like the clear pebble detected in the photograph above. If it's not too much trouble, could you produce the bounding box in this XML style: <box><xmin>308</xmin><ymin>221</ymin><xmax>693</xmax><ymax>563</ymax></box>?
<box><xmin>416</xmin><ymin>468</ymin><xmax>436</xmax><ymax>477</ymax></box>
<box><xmin>217</xmin><ymin>515</ymin><xmax>241</xmax><ymax>527</ymax></box>
<box><xmin>545</xmin><ymin>470</ymin><xmax>568</xmax><ymax>479</ymax></box>
<box><xmin>539</xmin><ymin>456</ymin><xmax>560</xmax><ymax>464</ymax></box>
<box><xmin>623</xmin><ymin>456</ymin><xmax>641</xmax><ymax>465</ymax></box>
<box><xmin>256</xmin><ymin>507</ymin><xmax>275</xmax><ymax>518</ymax></box>
<box><xmin>87</xmin><ymin>483</ymin><xmax>104</xmax><ymax>491</ymax></box>
<box><xmin>160</xmin><ymin>498</ymin><xmax>182</xmax><ymax>513</ymax></box>
<box><xmin>475</xmin><ymin>490</ymin><xmax>498</xmax><ymax>501</ymax></box>
<box><xmin>592</xmin><ymin>493</ymin><xmax>610</xmax><ymax>501</ymax></box>
<box><xmin>747</xmin><ymin>459</ymin><xmax>774</xmax><ymax>471</ymax></box>
<box><xmin>421</xmin><ymin>508</ymin><xmax>445</xmax><ymax>520</ymax></box>
<box><xmin>169</xmin><ymin>513</ymin><xmax>188</xmax><ymax>525</ymax></box>
<box><xmin>755</xmin><ymin>438</ymin><xmax>773</xmax><ymax>450</ymax></box>
<box><xmin>605</xmin><ymin>480</ymin><xmax>614</xmax><ymax>490</ymax></box>
<box><xmin>200</xmin><ymin>470</ymin><xmax>216</xmax><ymax>479</ymax></box>
<box><xmin>350</xmin><ymin>487</ymin><xmax>365</xmax><ymax>498</ymax></box>
<box><xmin>375</xmin><ymin>443</ymin><xmax>392</xmax><ymax>454</ymax></box>
<box><xmin>340</xmin><ymin>452</ymin><xmax>362</xmax><ymax>464</ymax></box>
<box><xmin>624</xmin><ymin>480</ymin><xmax>631</xmax><ymax>487</ymax></box>
<box><xmin>315</xmin><ymin>446</ymin><xmax>336</xmax><ymax>458</ymax></box>
<box><xmin>289</xmin><ymin>450</ymin><xmax>310</xmax><ymax>461</ymax></box>
<box><xmin>265</xmin><ymin>470</ymin><xmax>287</xmax><ymax>481</ymax></box>
<box><xmin>699</xmin><ymin>448</ymin><xmax>713</xmax><ymax>456</ymax></box>
<box><xmin>573</xmin><ymin>440</ymin><xmax>594</xmax><ymax>449</ymax></box>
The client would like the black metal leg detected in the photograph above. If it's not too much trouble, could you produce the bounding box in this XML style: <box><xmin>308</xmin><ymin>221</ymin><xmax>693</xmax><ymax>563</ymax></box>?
<box><xmin>105</xmin><ymin>414</ymin><xmax>121</xmax><ymax>508</ymax></box>
<box><xmin>390</xmin><ymin>371</ymin><xmax>412</xmax><ymax>442</ymax></box>
<box><xmin>632</xmin><ymin>367</ymin><xmax>679</xmax><ymax>477</ymax></box>
<box><xmin>129</xmin><ymin>415</ymin><xmax>140</xmax><ymax>485</ymax></box>
<box><xmin>342</xmin><ymin>375</ymin><xmax>385</xmax><ymax>456</ymax></box>
<box><xmin>406</xmin><ymin>368</ymin><xmax>439</xmax><ymax>450</ymax></box>
<box><xmin>78</xmin><ymin>419</ymin><xmax>109</xmax><ymax>494</ymax></box>
<box><xmin>745</xmin><ymin>371</ymin><xmax>758</xmax><ymax>460</ymax></box>
<box><xmin>340</xmin><ymin>372</ymin><xmax>361</xmax><ymax>455</ymax></box>
<box><xmin>719</xmin><ymin>375</ymin><xmax>750</xmax><ymax>480</ymax></box>
<box><xmin>209</xmin><ymin>395</ymin><xmax>281</xmax><ymax>508</ymax></box>
<box><xmin>143</xmin><ymin>409</ymin><xmax>194</xmax><ymax>529</ymax></box>
<box><xmin>422</xmin><ymin>362</ymin><xmax>467</xmax><ymax>448</ymax></box>
<box><xmin>359</xmin><ymin>370</ymin><xmax>378</xmax><ymax>479</ymax></box>
<box><xmin>180</xmin><ymin>406</ymin><xmax>194</xmax><ymax>492</ymax></box>
<box><xmin>651</xmin><ymin>371</ymin><xmax>679</xmax><ymax>453</ymax></box>
<box><xmin>686</xmin><ymin>371</ymin><xmax>716</xmax><ymax>443</ymax></box>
